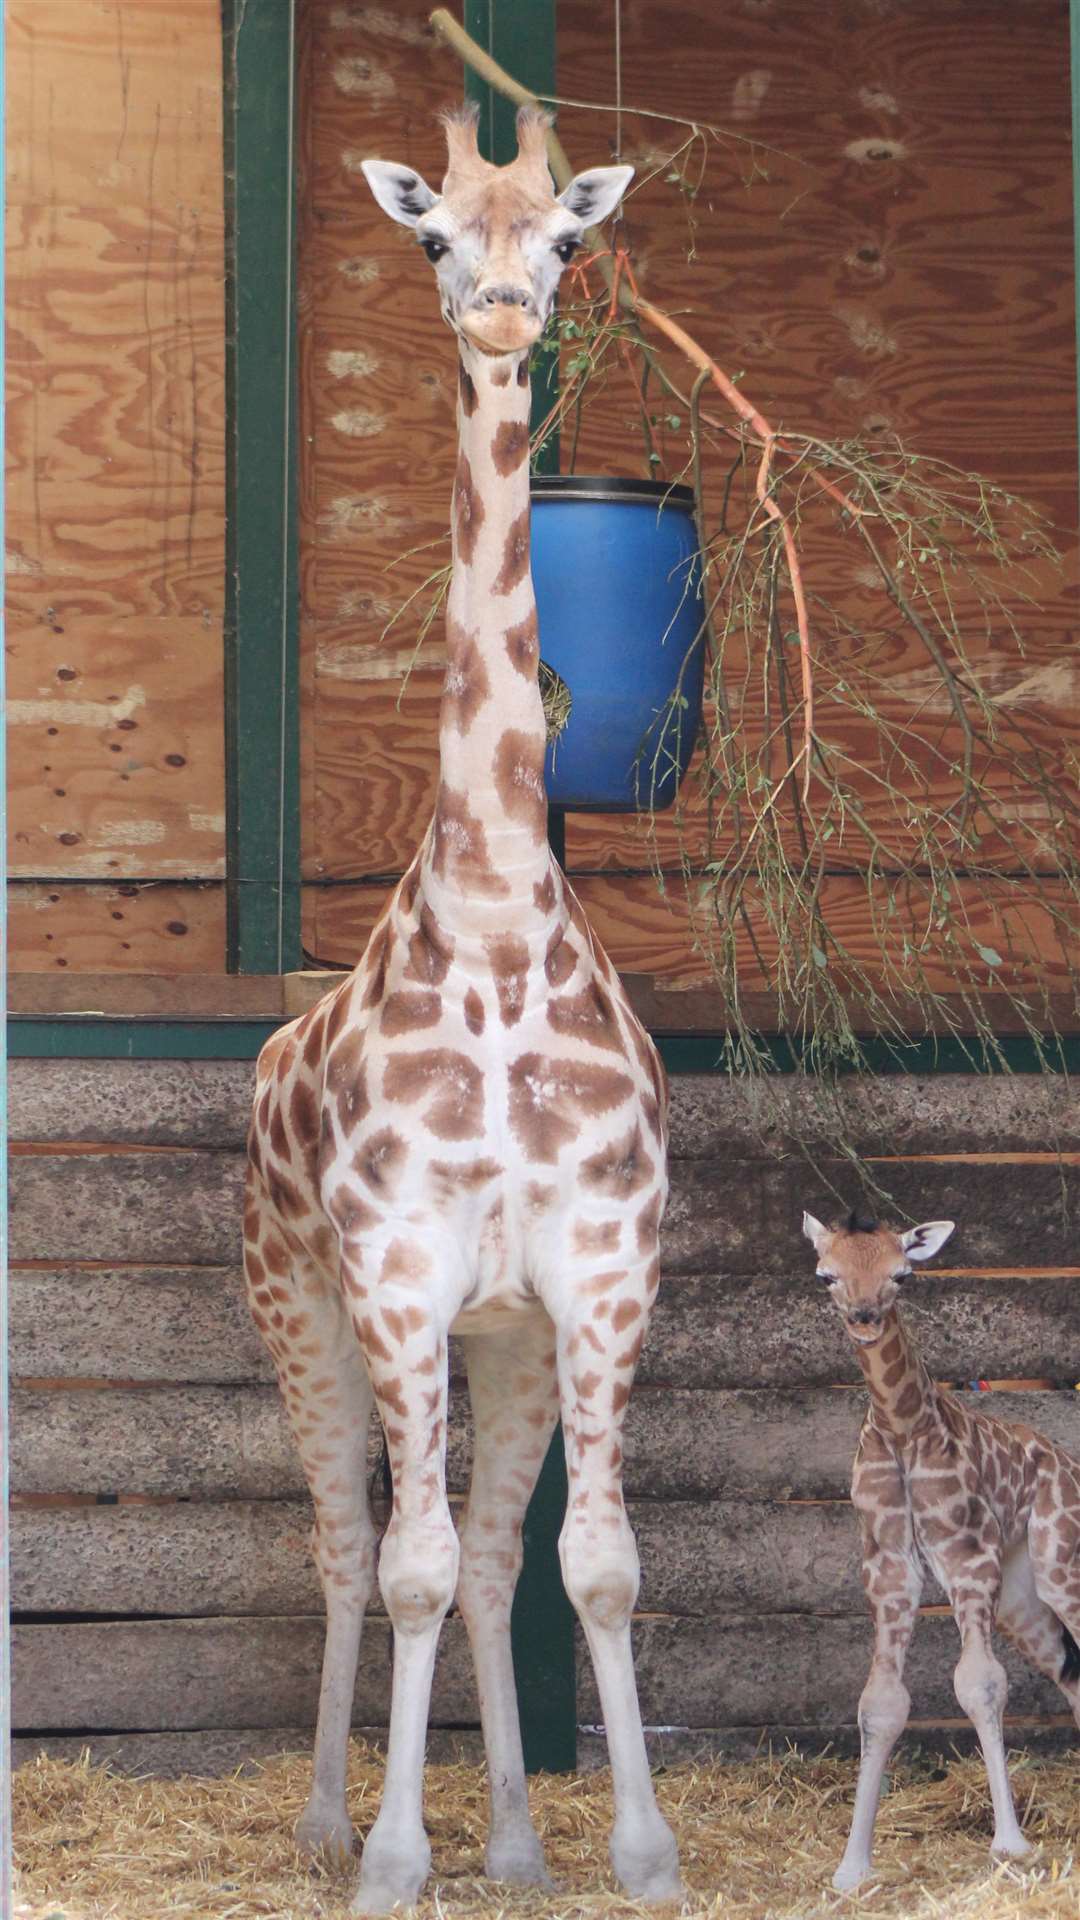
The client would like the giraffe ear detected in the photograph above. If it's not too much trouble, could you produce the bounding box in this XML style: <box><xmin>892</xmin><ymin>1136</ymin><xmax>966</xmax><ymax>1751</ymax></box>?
<box><xmin>558</xmin><ymin>164</ymin><xmax>634</xmax><ymax>226</ymax></box>
<box><xmin>900</xmin><ymin>1220</ymin><xmax>955</xmax><ymax>1262</ymax></box>
<box><xmin>360</xmin><ymin>160</ymin><xmax>439</xmax><ymax>228</ymax></box>
<box><xmin>802</xmin><ymin>1211</ymin><xmax>829</xmax><ymax>1255</ymax></box>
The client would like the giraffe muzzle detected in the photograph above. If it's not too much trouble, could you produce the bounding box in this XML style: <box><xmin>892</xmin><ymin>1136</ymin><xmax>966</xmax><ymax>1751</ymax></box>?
<box><xmin>846</xmin><ymin>1310</ymin><xmax>885</xmax><ymax>1344</ymax></box>
<box><xmin>460</xmin><ymin>299</ymin><xmax>543</xmax><ymax>354</ymax></box>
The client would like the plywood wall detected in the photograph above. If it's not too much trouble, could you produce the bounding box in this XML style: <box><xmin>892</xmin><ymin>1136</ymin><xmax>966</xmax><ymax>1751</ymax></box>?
<box><xmin>297</xmin><ymin>0</ymin><xmax>1076</xmax><ymax>997</ymax></box>
<box><xmin>6</xmin><ymin>0</ymin><xmax>227</xmax><ymax>972</ymax></box>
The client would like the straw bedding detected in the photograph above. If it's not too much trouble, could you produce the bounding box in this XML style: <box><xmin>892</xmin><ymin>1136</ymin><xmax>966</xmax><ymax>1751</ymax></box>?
<box><xmin>13</xmin><ymin>1743</ymin><xmax>1080</xmax><ymax>1920</ymax></box>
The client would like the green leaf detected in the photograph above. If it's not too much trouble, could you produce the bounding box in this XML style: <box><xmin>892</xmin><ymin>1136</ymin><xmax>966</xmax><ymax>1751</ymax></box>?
<box><xmin>976</xmin><ymin>944</ymin><xmax>1003</xmax><ymax>967</ymax></box>
<box><xmin>811</xmin><ymin>945</ymin><xmax>828</xmax><ymax>969</ymax></box>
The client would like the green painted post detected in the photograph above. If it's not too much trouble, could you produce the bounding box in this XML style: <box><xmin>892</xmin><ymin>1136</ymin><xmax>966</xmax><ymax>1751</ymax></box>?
<box><xmin>222</xmin><ymin>0</ymin><xmax>302</xmax><ymax>974</ymax></box>
<box><xmin>464</xmin><ymin>0</ymin><xmax>576</xmax><ymax>1775</ymax></box>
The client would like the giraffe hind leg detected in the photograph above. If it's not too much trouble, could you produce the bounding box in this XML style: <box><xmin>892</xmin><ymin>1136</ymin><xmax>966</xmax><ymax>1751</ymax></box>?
<box><xmin>244</xmin><ymin>1179</ymin><xmax>376</xmax><ymax>1863</ymax></box>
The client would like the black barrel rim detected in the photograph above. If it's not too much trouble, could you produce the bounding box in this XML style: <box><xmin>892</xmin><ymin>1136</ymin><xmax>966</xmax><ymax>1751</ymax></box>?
<box><xmin>529</xmin><ymin>474</ymin><xmax>695</xmax><ymax>508</ymax></box>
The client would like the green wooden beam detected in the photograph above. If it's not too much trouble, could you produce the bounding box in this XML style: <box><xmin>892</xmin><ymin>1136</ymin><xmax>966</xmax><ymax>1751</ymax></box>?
<box><xmin>222</xmin><ymin>0</ymin><xmax>302</xmax><ymax>973</ymax></box>
<box><xmin>465</xmin><ymin>0</ymin><xmax>571</xmax><ymax>1775</ymax></box>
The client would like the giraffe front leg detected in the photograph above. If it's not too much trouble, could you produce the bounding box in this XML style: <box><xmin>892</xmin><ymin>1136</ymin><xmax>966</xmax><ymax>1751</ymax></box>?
<box><xmin>949</xmin><ymin>1550</ymin><xmax>1030</xmax><ymax>1861</ymax></box>
<box><xmin>833</xmin><ymin>1542</ymin><xmax>921</xmax><ymax>1891</ymax></box>
<box><xmin>547</xmin><ymin>1253</ymin><xmax>682</xmax><ymax>1905</ymax></box>
<box><xmin>457</xmin><ymin>1319</ymin><xmax>560</xmax><ymax>1888</ymax></box>
<box><xmin>343</xmin><ymin>1248</ymin><xmax>459</xmax><ymax>1917</ymax></box>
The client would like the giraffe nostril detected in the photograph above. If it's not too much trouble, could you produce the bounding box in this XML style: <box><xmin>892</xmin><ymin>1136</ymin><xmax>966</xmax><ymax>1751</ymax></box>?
<box><xmin>479</xmin><ymin>284</ymin><xmax>531</xmax><ymax>309</ymax></box>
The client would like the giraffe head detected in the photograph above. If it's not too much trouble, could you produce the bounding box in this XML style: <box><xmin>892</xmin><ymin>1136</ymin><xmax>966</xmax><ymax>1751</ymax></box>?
<box><xmin>361</xmin><ymin>104</ymin><xmax>633</xmax><ymax>356</ymax></box>
<box><xmin>802</xmin><ymin>1208</ymin><xmax>955</xmax><ymax>1346</ymax></box>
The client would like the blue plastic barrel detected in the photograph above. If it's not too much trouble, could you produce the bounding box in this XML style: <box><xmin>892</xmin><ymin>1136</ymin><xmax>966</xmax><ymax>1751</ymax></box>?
<box><xmin>530</xmin><ymin>476</ymin><xmax>705</xmax><ymax>811</ymax></box>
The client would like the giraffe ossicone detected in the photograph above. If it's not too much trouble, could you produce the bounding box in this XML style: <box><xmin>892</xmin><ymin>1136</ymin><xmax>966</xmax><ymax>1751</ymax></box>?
<box><xmin>805</xmin><ymin>1207</ymin><xmax>1080</xmax><ymax>1892</ymax></box>
<box><xmin>245</xmin><ymin>104</ymin><xmax>684</xmax><ymax>1915</ymax></box>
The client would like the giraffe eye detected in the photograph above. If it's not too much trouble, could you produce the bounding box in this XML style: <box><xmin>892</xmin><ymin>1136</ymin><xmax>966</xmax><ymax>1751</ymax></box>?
<box><xmin>421</xmin><ymin>236</ymin><xmax>448</xmax><ymax>264</ymax></box>
<box><xmin>816</xmin><ymin>1269</ymin><xmax>836</xmax><ymax>1284</ymax></box>
<box><xmin>554</xmin><ymin>238</ymin><xmax>579</xmax><ymax>264</ymax></box>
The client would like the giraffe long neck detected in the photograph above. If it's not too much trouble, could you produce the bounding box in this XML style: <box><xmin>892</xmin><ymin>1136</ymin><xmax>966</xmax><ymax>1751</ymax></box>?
<box><xmin>856</xmin><ymin>1308</ymin><xmax>938</xmax><ymax>1440</ymax></box>
<box><xmin>421</xmin><ymin>342</ymin><xmax>551</xmax><ymax>939</ymax></box>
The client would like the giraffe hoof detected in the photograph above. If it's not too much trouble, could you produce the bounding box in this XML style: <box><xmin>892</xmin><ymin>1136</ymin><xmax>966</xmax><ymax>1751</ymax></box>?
<box><xmin>485</xmin><ymin>1830</ymin><xmax>552</xmax><ymax>1888</ymax></box>
<box><xmin>832</xmin><ymin>1859</ymin><xmax>872</xmax><ymax>1892</ymax></box>
<box><xmin>352</xmin><ymin>1834</ymin><xmax>431</xmax><ymax>1915</ymax></box>
<box><xmin>991</xmin><ymin>1832</ymin><xmax>1031</xmax><ymax>1861</ymax></box>
<box><xmin>295</xmin><ymin>1805</ymin><xmax>356</xmax><ymax>1866</ymax></box>
<box><xmin>612</xmin><ymin>1824</ymin><xmax>684</xmax><ymax>1903</ymax></box>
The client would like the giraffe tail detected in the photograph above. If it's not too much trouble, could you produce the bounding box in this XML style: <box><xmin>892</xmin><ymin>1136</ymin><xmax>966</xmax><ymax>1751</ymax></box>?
<box><xmin>1060</xmin><ymin>1621</ymin><xmax>1080</xmax><ymax>1684</ymax></box>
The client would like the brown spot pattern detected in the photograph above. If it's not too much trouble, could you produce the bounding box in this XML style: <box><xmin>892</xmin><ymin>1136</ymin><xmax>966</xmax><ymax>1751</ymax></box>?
<box><xmin>492</xmin><ymin>728</ymin><xmax>546</xmax><ymax>839</ymax></box>
<box><xmin>508</xmin><ymin>1054</ymin><xmax>634</xmax><ymax>1162</ymax></box>
<box><xmin>361</xmin><ymin>923</ymin><xmax>391</xmax><ymax>1009</ymax></box>
<box><xmin>328</xmin><ymin>1185</ymin><xmax>380</xmax><ymax>1238</ymax></box>
<box><xmin>573</xmin><ymin>1219</ymin><xmax>621</xmax><ymax>1255</ymax></box>
<box><xmin>454</xmin><ymin>452</ymin><xmax>484</xmax><ymax>564</ymax></box>
<box><xmin>544</xmin><ymin>929</ymin><xmax>577</xmax><ymax>987</ymax></box>
<box><xmin>429</xmin><ymin>1156</ymin><xmax>502</xmax><ymax>1197</ymax></box>
<box><xmin>433</xmin><ymin>784</ymin><xmax>510</xmax><ymax>897</ymax></box>
<box><xmin>464</xmin><ymin>987</ymin><xmax>485</xmax><ymax>1035</ymax></box>
<box><xmin>548</xmin><ymin>980</ymin><xmax>622</xmax><ymax>1053</ymax></box>
<box><xmin>534</xmin><ymin>870</ymin><xmax>556</xmax><ymax>913</ymax></box>
<box><xmin>636</xmin><ymin>1191</ymin><xmax>663</xmax><ymax>1252</ymax></box>
<box><xmin>458</xmin><ymin>359</ymin><xmax>478</xmax><ymax>415</ymax></box>
<box><xmin>491</xmin><ymin>418</ymin><xmax>529</xmax><ymax>474</ymax></box>
<box><xmin>581</xmin><ymin>1121</ymin><xmax>654</xmax><ymax>1198</ymax></box>
<box><xmin>488</xmin><ymin>932</ymin><xmax>530</xmax><ymax>1027</ymax></box>
<box><xmin>354</xmin><ymin>1126</ymin><xmax>409</xmax><ymax>1195</ymax></box>
<box><xmin>505</xmin><ymin>609</ymin><xmax>539</xmax><ymax>678</ymax></box>
<box><xmin>385</xmin><ymin>1048</ymin><xmax>485</xmax><ymax>1140</ymax></box>
<box><xmin>492</xmin><ymin>508</ymin><xmax>530</xmax><ymax>595</ymax></box>
<box><xmin>443</xmin><ymin>620</ymin><xmax>491</xmax><ymax>734</ymax></box>
<box><xmin>381</xmin><ymin>990</ymin><xmax>442</xmax><ymax>1036</ymax></box>
<box><xmin>326</xmin><ymin>1032</ymin><xmax>370</xmax><ymax>1133</ymax></box>
<box><xmin>405</xmin><ymin>904</ymin><xmax>454</xmax><ymax>985</ymax></box>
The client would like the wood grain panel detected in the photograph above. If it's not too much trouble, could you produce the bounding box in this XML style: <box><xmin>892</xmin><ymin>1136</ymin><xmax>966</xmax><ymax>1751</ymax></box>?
<box><xmin>297</xmin><ymin>0</ymin><xmax>1076</xmax><ymax>993</ymax></box>
<box><xmin>6</xmin><ymin>0</ymin><xmax>226</xmax><ymax>942</ymax></box>
<box><xmin>7</xmin><ymin>616</ymin><xmax>225</xmax><ymax>878</ymax></box>
<box><xmin>7</xmin><ymin>881</ymin><xmax>227</xmax><ymax>973</ymax></box>
<box><xmin>304</xmin><ymin>880</ymin><xmax>390</xmax><ymax>970</ymax></box>
<box><xmin>552</xmin><ymin>0</ymin><xmax>1078</xmax><ymax>903</ymax></box>
<box><xmin>570</xmin><ymin>872</ymin><xmax>1077</xmax><ymax>992</ymax></box>
<box><xmin>309</xmin><ymin>868</ymin><xmax>1077</xmax><ymax>991</ymax></box>
<box><xmin>7</xmin><ymin>0</ymin><xmax>224</xmax><ymax>209</ymax></box>
<box><xmin>313</xmin><ymin>669</ymin><xmax>441</xmax><ymax>877</ymax></box>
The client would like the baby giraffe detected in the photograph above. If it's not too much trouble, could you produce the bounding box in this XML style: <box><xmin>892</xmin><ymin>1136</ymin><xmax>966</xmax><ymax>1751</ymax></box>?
<box><xmin>803</xmin><ymin>1207</ymin><xmax>1080</xmax><ymax>1891</ymax></box>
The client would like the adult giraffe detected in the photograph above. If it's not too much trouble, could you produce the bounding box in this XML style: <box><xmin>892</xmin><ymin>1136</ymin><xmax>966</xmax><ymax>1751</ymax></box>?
<box><xmin>243</xmin><ymin>106</ymin><xmax>683</xmax><ymax>1914</ymax></box>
